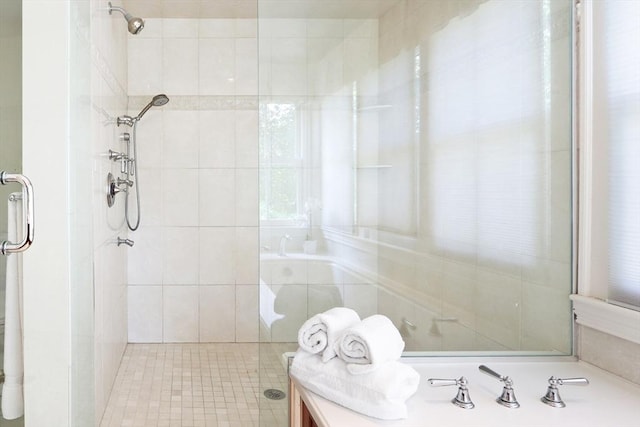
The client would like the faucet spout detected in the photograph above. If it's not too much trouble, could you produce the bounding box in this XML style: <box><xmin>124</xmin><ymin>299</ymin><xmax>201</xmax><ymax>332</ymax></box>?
<box><xmin>278</xmin><ymin>234</ymin><xmax>291</xmax><ymax>256</ymax></box>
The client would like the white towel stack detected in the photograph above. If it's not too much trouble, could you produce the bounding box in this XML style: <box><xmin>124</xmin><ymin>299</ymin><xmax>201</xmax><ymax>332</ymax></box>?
<box><xmin>337</xmin><ymin>314</ymin><xmax>405</xmax><ymax>374</ymax></box>
<box><xmin>291</xmin><ymin>310</ymin><xmax>419</xmax><ymax>420</ymax></box>
<box><xmin>297</xmin><ymin>307</ymin><xmax>361</xmax><ymax>362</ymax></box>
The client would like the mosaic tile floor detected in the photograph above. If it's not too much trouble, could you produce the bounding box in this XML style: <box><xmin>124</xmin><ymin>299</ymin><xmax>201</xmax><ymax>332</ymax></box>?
<box><xmin>100</xmin><ymin>343</ymin><xmax>295</xmax><ymax>427</ymax></box>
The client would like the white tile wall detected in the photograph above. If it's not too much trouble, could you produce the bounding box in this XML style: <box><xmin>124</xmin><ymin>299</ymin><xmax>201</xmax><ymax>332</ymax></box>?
<box><xmin>128</xmin><ymin>286</ymin><xmax>162</xmax><ymax>342</ymax></box>
<box><xmin>199</xmin><ymin>111</ymin><xmax>236</xmax><ymax>168</ymax></box>
<box><xmin>163</xmin><ymin>286</ymin><xmax>199</xmax><ymax>342</ymax></box>
<box><xmin>199</xmin><ymin>227</ymin><xmax>236</xmax><ymax>285</ymax></box>
<box><xmin>126</xmin><ymin>18</ymin><xmax>261</xmax><ymax>344</ymax></box>
<box><xmin>199</xmin><ymin>285</ymin><xmax>236</xmax><ymax>342</ymax></box>
<box><xmin>128</xmin><ymin>38</ymin><xmax>162</xmax><ymax>95</ymax></box>
<box><xmin>199</xmin><ymin>169</ymin><xmax>236</xmax><ymax>226</ymax></box>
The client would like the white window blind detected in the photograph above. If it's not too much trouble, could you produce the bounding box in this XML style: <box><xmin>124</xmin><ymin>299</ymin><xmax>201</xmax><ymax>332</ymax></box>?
<box><xmin>596</xmin><ymin>0</ymin><xmax>640</xmax><ymax>309</ymax></box>
<box><xmin>425</xmin><ymin>0</ymin><xmax>560</xmax><ymax>262</ymax></box>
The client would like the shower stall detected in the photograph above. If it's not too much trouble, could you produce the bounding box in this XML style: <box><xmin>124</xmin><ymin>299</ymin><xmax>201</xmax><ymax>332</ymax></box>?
<box><xmin>14</xmin><ymin>0</ymin><xmax>574</xmax><ymax>425</ymax></box>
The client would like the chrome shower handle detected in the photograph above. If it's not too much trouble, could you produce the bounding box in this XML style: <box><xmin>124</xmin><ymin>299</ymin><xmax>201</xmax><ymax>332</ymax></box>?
<box><xmin>1</xmin><ymin>172</ymin><xmax>35</xmax><ymax>255</ymax></box>
<box><xmin>109</xmin><ymin>149</ymin><xmax>129</xmax><ymax>173</ymax></box>
<box><xmin>117</xmin><ymin>237</ymin><xmax>134</xmax><ymax>247</ymax></box>
<box><xmin>117</xmin><ymin>177</ymin><xmax>134</xmax><ymax>187</ymax></box>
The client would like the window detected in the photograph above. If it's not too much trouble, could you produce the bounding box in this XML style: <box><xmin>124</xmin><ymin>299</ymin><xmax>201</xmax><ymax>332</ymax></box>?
<box><xmin>583</xmin><ymin>0</ymin><xmax>640</xmax><ymax>310</ymax></box>
<box><xmin>259</xmin><ymin>103</ymin><xmax>303</xmax><ymax>222</ymax></box>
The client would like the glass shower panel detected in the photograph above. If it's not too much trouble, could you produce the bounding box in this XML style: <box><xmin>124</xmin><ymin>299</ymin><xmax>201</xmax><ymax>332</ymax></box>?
<box><xmin>259</xmin><ymin>0</ymin><xmax>573</xmax><ymax>424</ymax></box>
<box><xmin>69</xmin><ymin>1</ymin><xmax>95</xmax><ymax>425</ymax></box>
<box><xmin>0</xmin><ymin>0</ymin><xmax>24</xmax><ymax>425</ymax></box>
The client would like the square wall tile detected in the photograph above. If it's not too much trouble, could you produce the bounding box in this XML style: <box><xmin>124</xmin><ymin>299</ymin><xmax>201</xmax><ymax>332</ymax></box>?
<box><xmin>199</xmin><ymin>110</ymin><xmax>236</xmax><ymax>168</ymax></box>
<box><xmin>163</xmin><ymin>38</ymin><xmax>199</xmax><ymax>95</ymax></box>
<box><xmin>199</xmin><ymin>227</ymin><xmax>236</xmax><ymax>284</ymax></box>
<box><xmin>162</xmin><ymin>227</ymin><xmax>199</xmax><ymax>285</ymax></box>
<box><xmin>235</xmin><ymin>227</ymin><xmax>259</xmax><ymax>284</ymax></box>
<box><xmin>235</xmin><ymin>168</ymin><xmax>258</xmax><ymax>226</ymax></box>
<box><xmin>162</xmin><ymin>18</ymin><xmax>198</xmax><ymax>38</ymax></box>
<box><xmin>162</xmin><ymin>168</ymin><xmax>198</xmax><ymax>226</ymax></box>
<box><xmin>163</xmin><ymin>286</ymin><xmax>199</xmax><ymax>342</ymax></box>
<box><xmin>127</xmin><ymin>227</ymin><xmax>163</xmax><ymax>285</ymax></box>
<box><xmin>235</xmin><ymin>110</ymin><xmax>258</xmax><ymax>168</ymax></box>
<box><xmin>236</xmin><ymin>19</ymin><xmax>258</xmax><ymax>38</ymax></box>
<box><xmin>260</xmin><ymin>19</ymin><xmax>307</xmax><ymax>38</ymax></box>
<box><xmin>128</xmin><ymin>286</ymin><xmax>162</xmax><ymax>343</ymax></box>
<box><xmin>199</xmin><ymin>169</ymin><xmax>236</xmax><ymax>226</ymax></box>
<box><xmin>200</xmin><ymin>285</ymin><xmax>236</xmax><ymax>342</ymax></box>
<box><xmin>199</xmin><ymin>19</ymin><xmax>235</xmax><ymax>38</ymax></box>
<box><xmin>199</xmin><ymin>38</ymin><xmax>235</xmax><ymax>95</ymax></box>
<box><xmin>236</xmin><ymin>284</ymin><xmax>258</xmax><ymax>342</ymax></box>
<box><xmin>162</xmin><ymin>110</ymin><xmax>199</xmax><ymax>168</ymax></box>
<box><xmin>128</xmin><ymin>38</ymin><xmax>162</xmax><ymax>95</ymax></box>
<box><xmin>137</xmin><ymin>168</ymin><xmax>163</xmax><ymax>226</ymax></box>
<box><xmin>235</xmin><ymin>38</ymin><xmax>258</xmax><ymax>95</ymax></box>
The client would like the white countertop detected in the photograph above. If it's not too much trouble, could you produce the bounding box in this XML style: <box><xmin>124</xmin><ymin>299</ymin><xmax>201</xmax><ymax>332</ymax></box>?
<box><xmin>292</xmin><ymin>357</ymin><xmax>640</xmax><ymax>427</ymax></box>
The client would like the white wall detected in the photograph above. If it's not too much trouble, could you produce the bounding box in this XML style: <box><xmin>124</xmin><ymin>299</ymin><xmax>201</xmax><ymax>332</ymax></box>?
<box><xmin>23</xmin><ymin>0</ymin><xmax>129</xmax><ymax>425</ymax></box>
<box><xmin>23</xmin><ymin>1</ymin><xmax>72</xmax><ymax>424</ymax></box>
<box><xmin>126</xmin><ymin>18</ymin><xmax>260</xmax><ymax>343</ymax></box>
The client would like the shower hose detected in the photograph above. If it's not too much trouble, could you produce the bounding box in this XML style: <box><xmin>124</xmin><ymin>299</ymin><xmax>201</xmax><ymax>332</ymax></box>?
<box><xmin>125</xmin><ymin>121</ymin><xmax>141</xmax><ymax>231</ymax></box>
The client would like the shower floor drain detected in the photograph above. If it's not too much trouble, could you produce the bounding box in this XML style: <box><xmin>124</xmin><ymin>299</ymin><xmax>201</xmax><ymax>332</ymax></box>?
<box><xmin>264</xmin><ymin>388</ymin><xmax>286</xmax><ymax>400</ymax></box>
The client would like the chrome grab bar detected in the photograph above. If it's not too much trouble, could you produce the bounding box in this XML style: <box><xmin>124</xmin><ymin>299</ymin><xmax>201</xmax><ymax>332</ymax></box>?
<box><xmin>1</xmin><ymin>171</ymin><xmax>35</xmax><ymax>255</ymax></box>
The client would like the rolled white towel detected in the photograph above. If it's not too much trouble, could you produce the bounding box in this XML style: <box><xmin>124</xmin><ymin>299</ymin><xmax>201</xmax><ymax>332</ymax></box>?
<box><xmin>297</xmin><ymin>307</ymin><xmax>361</xmax><ymax>362</ymax></box>
<box><xmin>290</xmin><ymin>350</ymin><xmax>420</xmax><ymax>420</ymax></box>
<box><xmin>337</xmin><ymin>314</ymin><xmax>405</xmax><ymax>374</ymax></box>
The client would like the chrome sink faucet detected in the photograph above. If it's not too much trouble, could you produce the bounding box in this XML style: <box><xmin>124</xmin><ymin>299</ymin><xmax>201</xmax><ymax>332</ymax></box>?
<box><xmin>278</xmin><ymin>234</ymin><xmax>291</xmax><ymax>256</ymax></box>
<box><xmin>479</xmin><ymin>365</ymin><xmax>519</xmax><ymax>408</ymax></box>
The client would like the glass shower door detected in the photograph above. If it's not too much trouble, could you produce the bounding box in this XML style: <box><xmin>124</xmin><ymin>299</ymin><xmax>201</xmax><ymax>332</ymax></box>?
<box><xmin>0</xmin><ymin>0</ymin><xmax>24</xmax><ymax>425</ymax></box>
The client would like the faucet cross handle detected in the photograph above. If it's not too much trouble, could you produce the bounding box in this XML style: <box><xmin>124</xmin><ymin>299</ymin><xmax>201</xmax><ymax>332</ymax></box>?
<box><xmin>428</xmin><ymin>376</ymin><xmax>474</xmax><ymax>409</ymax></box>
<box><xmin>541</xmin><ymin>376</ymin><xmax>589</xmax><ymax>408</ymax></box>
<box><xmin>479</xmin><ymin>365</ymin><xmax>519</xmax><ymax>408</ymax></box>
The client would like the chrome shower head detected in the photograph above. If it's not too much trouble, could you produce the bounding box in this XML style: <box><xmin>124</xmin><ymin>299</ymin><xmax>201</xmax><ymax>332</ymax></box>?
<box><xmin>116</xmin><ymin>94</ymin><xmax>170</xmax><ymax>127</ymax></box>
<box><xmin>108</xmin><ymin>2</ymin><xmax>144</xmax><ymax>35</ymax></box>
<box><xmin>151</xmin><ymin>94</ymin><xmax>170</xmax><ymax>107</ymax></box>
<box><xmin>136</xmin><ymin>94</ymin><xmax>170</xmax><ymax>121</ymax></box>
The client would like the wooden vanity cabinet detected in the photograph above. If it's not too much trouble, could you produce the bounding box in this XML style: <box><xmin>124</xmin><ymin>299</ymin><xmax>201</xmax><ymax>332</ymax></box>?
<box><xmin>289</xmin><ymin>375</ymin><xmax>319</xmax><ymax>427</ymax></box>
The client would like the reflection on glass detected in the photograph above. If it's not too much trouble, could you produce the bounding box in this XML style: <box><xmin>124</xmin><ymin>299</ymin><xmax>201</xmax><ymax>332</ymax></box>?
<box><xmin>259</xmin><ymin>0</ymin><xmax>573</xmax><ymax>359</ymax></box>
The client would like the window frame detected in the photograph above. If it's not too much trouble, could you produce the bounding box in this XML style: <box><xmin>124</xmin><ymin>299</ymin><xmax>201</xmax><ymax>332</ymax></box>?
<box><xmin>573</xmin><ymin>0</ymin><xmax>640</xmax><ymax>345</ymax></box>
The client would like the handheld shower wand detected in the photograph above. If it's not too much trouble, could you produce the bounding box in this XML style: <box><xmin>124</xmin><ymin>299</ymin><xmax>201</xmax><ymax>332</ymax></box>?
<box><xmin>117</xmin><ymin>94</ymin><xmax>170</xmax><ymax>127</ymax></box>
<box><xmin>116</xmin><ymin>95</ymin><xmax>170</xmax><ymax>231</ymax></box>
<box><xmin>108</xmin><ymin>2</ymin><xmax>145</xmax><ymax>35</ymax></box>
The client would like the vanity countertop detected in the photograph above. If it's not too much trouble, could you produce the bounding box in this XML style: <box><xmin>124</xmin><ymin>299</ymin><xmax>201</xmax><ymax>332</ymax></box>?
<box><xmin>291</xmin><ymin>357</ymin><xmax>640</xmax><ymax>427</ymax></box>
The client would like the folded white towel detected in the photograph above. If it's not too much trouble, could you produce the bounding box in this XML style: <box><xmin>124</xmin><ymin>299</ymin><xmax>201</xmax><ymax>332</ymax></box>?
<box><xmin>290</xmin><ymin>350</ymin><xmax>420</xmax><ymax>420</ymax></box>
<box><xmin>298</xmin><ymin>307</ymin><xmax>361</xmax><ymax>362</ymax></box>
<box><xmin>337</xmin><ymin>314</ymin><xmax>405</xmax><ymax>374</ymax></box>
